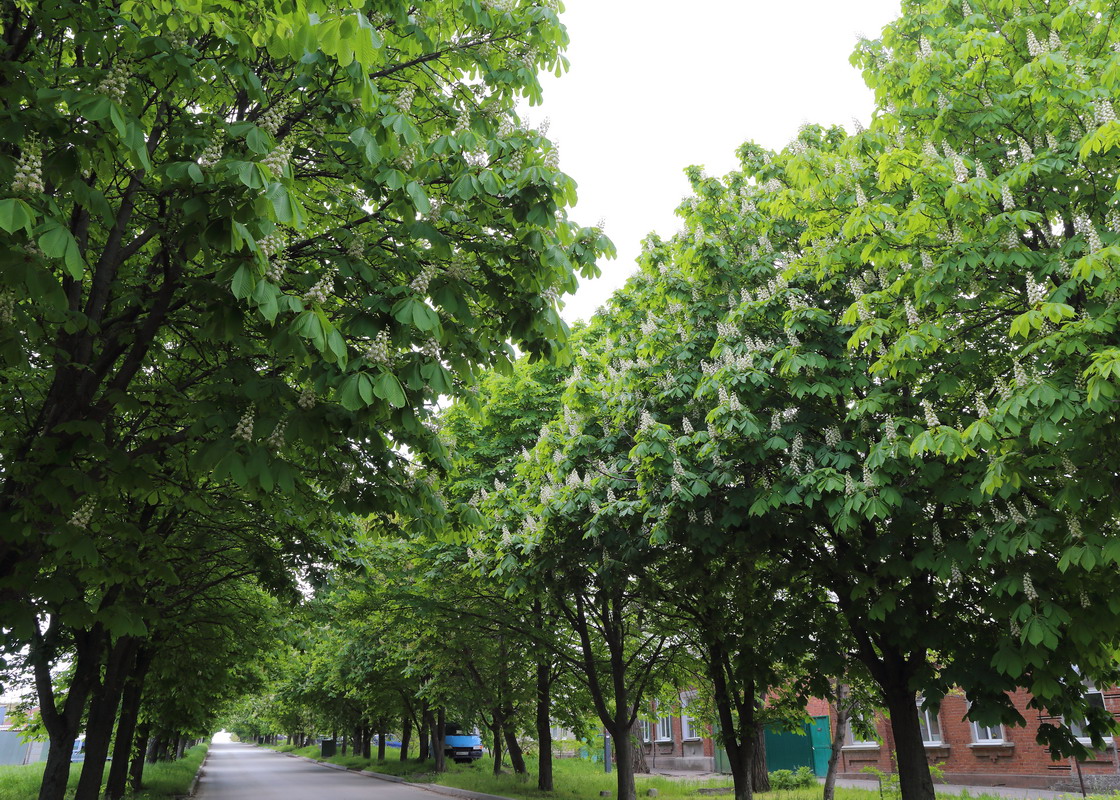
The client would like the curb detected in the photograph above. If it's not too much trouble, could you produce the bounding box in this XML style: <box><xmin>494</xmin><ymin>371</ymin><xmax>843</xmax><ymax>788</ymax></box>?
<box><xmin>361</xmin><ymin>770</ymin><xmax>406</xmax><ymax>782</ymax></box>
<box><xmin>189</xmin><ymin>746</ymin><xmax>211</xmax><ymax>797</ymax></box>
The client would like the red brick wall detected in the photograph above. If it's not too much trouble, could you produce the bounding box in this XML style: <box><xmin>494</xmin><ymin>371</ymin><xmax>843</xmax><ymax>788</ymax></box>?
<box><xmin>817</xmin><ymin>688</ymin><xmax>1120</xmax><ymax>789</ymax></box>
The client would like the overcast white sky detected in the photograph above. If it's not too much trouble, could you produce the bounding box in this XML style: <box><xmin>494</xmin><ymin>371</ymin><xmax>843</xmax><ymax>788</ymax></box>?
<box><xmin>532</xmin><ymin>0</ymin><xmax>903</xmax><ymax>323</ymax></box>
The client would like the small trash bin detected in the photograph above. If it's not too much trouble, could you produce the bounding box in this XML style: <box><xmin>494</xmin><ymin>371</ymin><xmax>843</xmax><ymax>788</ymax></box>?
<box><xmin>258</xmin><ymin>736</ymin><xmax>265</xmax><ymax>744</ymax></box>
<box><xmin>321</xmin><ymin>739</ymin><xmax>337</xmax><ymax>758</ymax></box>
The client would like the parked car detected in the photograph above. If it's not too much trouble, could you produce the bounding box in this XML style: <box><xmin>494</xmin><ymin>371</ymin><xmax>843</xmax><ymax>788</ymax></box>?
<box><xmin>372</xmin><ymin>734</ymin><xmax>402</xmax><ymax>748</ymax></box>
<box><xmin>443</xmin><ymin>724</ymin><xmax>482</xmax><ymax>763</ymax></box>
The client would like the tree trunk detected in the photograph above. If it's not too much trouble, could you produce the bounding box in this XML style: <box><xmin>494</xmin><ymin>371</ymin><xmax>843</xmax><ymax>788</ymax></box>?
<box><xmin>489</xmin><ymin>720</ymin><xmax>504</xmax><ymax>774</ymax></box>
<box><xmin>400</xmin><ymin>715</ymin><xmax>413</xmax><ymax>761</ymax></box>
<box><xmin>882</xmin><ymin>677</ymin><xmax>934</xmax><ymax>800</ymax></box>
<box><xmin>106</xmin><ymin>647</ymin><xmax>152</xmax><ymax>800</ymax></box>
<box><xmin>503</xmin><ymin>721</ymin><xmax>526</xmax><ymax>774</ymax></box>
<box><xmin>377</xmin><ymin>717</ymin><xmax>387</xmax><ymax>761</ymax></box>
<box><xmin>34</xmin><ymin>625</ymin><xmax>101</xmax><ymax>800</ymax></box>
<box><xmin>631</xmin><ymin>718</ymin><xmax>649</xmax><ymax>774</ymax></box>
<box><xmin>419</xmin><ymin>706</ymin><xmax>432</xmax><ymax>761</ymax></box>
<box><xmin>129</xmin><ymin>721</ymin><xmax>150</xmax><ymax>792</ymax></box>
<box><xmin>611</xmin><ymin>722</ymin><xmax>638</xmax><ymax>800</ymax></box>
<box><xmin>535</xmin><ymin>655</ymin><xmax>554</xmax><ymax>791</ymax></box>
<box><xmin>433</xmin><ymin>708</ymin><xmax>447</xmax><ymax>772</ymax></box>
<box><xmin>823</xmin><ymin>682</ymin><xmax>850</xmax><ymax>800</ymax></box>
<box><xmin>71</xmin><ymin>636</ymin><xmax>137</xmax><ymax>800</ymax></box>
<box><xmin>707</xmin><ymin>641</ymin><xmax>755</xmax><ymax>800</ymax></box>
<box><xmin>750</xmin><ymin>723</ymin><xmax>769</xmax><ymax>794</ymax></box>
<box><xmin>176</xmin><ymin>735</ymin><xmax>187</xmax><ymax>760</ymax></box>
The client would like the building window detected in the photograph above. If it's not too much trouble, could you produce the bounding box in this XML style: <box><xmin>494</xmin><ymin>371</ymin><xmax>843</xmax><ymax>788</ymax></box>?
<box><xmin>971</xmin><ymin>720</ymin><xmax>1003</xmax><ymax>744</ymax></box>
<box><xmin>638</xmin><ymin>720</ymin><xmax>651</xmax><ymax>743</ymax></box>
<box><xmin>657</xmin><ymin>715</ymin><xmax>673</xmax><ymax>742</ymax></box>
<box><xmin>845</xmin><ymin>716</ymin><xmax>878</xmax><ymax>747</ymax></box>
<box><xmin>916</xmin><ymin>699</ymin><xmax>942</xmax><ymax>745</ymax></box>
<box><xmin>1069</xmin><ymin>682</ymin><xmax>1109</xmax><ymax>744</ymax></box>
<box><xmin>680</xmin><ymin>694</ymin><xmax>700</xmax><ymax>740</ymax></box>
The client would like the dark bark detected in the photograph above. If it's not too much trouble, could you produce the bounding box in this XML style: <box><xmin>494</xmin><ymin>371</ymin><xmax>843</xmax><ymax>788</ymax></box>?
<box><xmin>419</xmin><ymin>706</ymin><xmax>432</xmax><ymax>761</ymax></box>
<box><xmin>35</xmin><ymin>624</ymin><xmax>102</xmax><ymax>800</ymax></box>
<box><xmin>377</xmin><ymin>717</ymin><xmax>387</xmax><ymax>761</ymax></box>
<box><xmin>129</xmin><ymin>721</ymin><xmax>150</xmax><ymax>792</ymax></box>
<box><xmin>749</xmin><ymin>724</ymin><xmax>769</xmax><ymax>794</ymax></box>
<box><xmin>433</xmin><ymin>708</ymin><xmax>447</xmax><ymax>772</ymax></box>
<box><xmin>503</xmin><ymin>721</ymin><xmax>526</xmax><ymax>774</ymax></box>
<box><xmin>630</xmin><ymin>718</ymin><xmax>648</xmax><ymax>774</ymax></box>
<box><xmin>823</xmin><ymin>682</ymin><xmax>850</xmax><ymax>800</ymax></box>
<box><xmin>535</xmin><ymin>654</ymin><xmax>554</xmax><ymax>791</ymax></box>
<box><xmin>881</xmin><ymin>676</ymin><xmax>934</xmax><ymax>800</ymax></box>
<box><xmin>489</xmin><ymin>719</ymin><xmax>505</xmax><ymax>774</ymax></box>
<box><xmin>612</xmin><ymin>725</ymin><xmax>638</xmax><ymax>800</ymax></box>
<box><xmin>400</xmin><ymin>715</ymin><xmax>413</xmax><ymax>761</ymax></box>
<box><xmin>175</xmin><ymin>734</ymin><xmax>187</xmax><ymax>760</ymax></box>
<box><xmin>106</xmin><ymin>647</ymin><xmax>152</xmax><ymax>800</ymax></box>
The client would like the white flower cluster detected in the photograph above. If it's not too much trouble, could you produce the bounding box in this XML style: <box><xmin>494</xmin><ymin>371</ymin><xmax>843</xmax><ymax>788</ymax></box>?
<box><xmin>1026</xmin><ymin>30</ymin><xmax>1047</xmax><ymax>58</ymax></box>
<box><xmin>962</xmin><ymin>1</ymin><xmax>973</xmax><ymax>15</ymax></box>
<box><xmin>1093</xmin><ymin>99</ymin><xmax>1117</xmax><ymax>126</ymax></box>
<box><xmin>483</xmin><ymin>0</ymin><xmax>517</xmax><ymax>12</ymax></box>
<box><xmin>1081</xmin><ymin>588</ymin><xmax>1091</xmax><ymax>609</ymax></box>
<box><xmin>266</xmin><ymin>420</ymin><xmax>287</xmax><ymax>450</ymax></box>
<box><xmin>844</xmin><ymin>473</ymin><xmax>856</xmax><ymax>496</ymax></box>
<box><xmin>1075</xmin><ymin>215</ymin><xmax>1104</xmax><ymax>252</ymax></box>
<box><xmin>259</xmin><ymin>101</ymin><xmax>289</xmax><ymax>136</ymax></box>
<box><xmin>937</xmin><ymin>92</ymin><xmax>949</xmax><ymax>112</ymax></box>
<box><xmin>994</xmin><ymin>375</ymin><xmax>1011</xmax><ymax>399</ymax></box>
<box><xmin>824</xmin><ymin>426</ymin><xmax>841</xmax><ymax>447</ymax></box>
<box><xmin>944</xmin><ymin>143</ymin><xmax>968</xmax><ymax>181</ymax></box>
<box><xmin>1017</xmin><ymin>136</ymin><xmax>1034</xmax><ymax>162</ymax></box>
<box><xmin>681</xmin><ymin>417</ymin><xmax>694</xmax><ymax>435</ymax></box>
<box><xmin>303</xmin><ymin>269</ymin><xmax>335</xmax><ymax>305</ymax></box>
<box><xmin>974</xmin><ymin>160</ymin><xmax>988</xmax><ymax>179</ymax></box>
<box><xmin>919</xmin><ymin>36</ymin><xmax>933</xmax><ymax>59</ymax></box>
<box><xmin>1061</xmin><ymin>454</ymin><xmax>1076</xmax><ymax>476</ymax></box>
<box><xmin>922</xmin><ymin>141</ymin><xmax>940</xmax><ymax>160</ymax></box>
<box><xmin>266</xmin><ymin>254</ymin><xmax>288</xmax><ymax>283</ymax></box>
<box><xmin>410</xmin><ymin>262</ymin><xmax>437</xmax><ymax>295</ymax></box>
<box><xmin>885</xmin><ymin>417</ymin><xmax>898</xmax><ymax>440</ymax></box>
<box><xmin>543</xmin><ymin>144</ymin><xmax>560</xmax><ymax>170</ymax></box>
<box><xmin>639</xmin><ymin>409</ymin><xmax>655</xmax><ymax>430</ymax></box>
<box><xmin>920</xmin><ymin>251</ymin><xmax>934</xmax><ymax>272</ymax></box>
<box><xmin>951</xmin><ymin>562</ymin><xmax>963</xmax><ymax>582</ymax></box>
<box><xmin>1001</xmin><ymin>184</ymin><xmax>1016</xmax><ymax>210</ymax></box>
<box><xmin>12</xmin><ymin>138</ymin><xmax>43</xmax><ymax>194</ymax></box>
<box><xmin>198</xmin><ymin>130</ymin><xmax>224</xmax><ymax>168</ymax></box>
<box><xmin>1010</xmin><ymin>618</ymin><xmax>1021</xmax><ymax>637</ymax></box>
<box><xmin>233</xmin><ymin>408</ymin><xmax>255</xmax><ymax>441</ymax></box>
<box><xmin>298</xmin><ymin>387</ymin><xmax>316</xmax><ymax>410</ymax></box>
<box><xmin>932</xmin><ymin>521</ymin><xmax>942</xmax><ymax>547</ymax></box>
<box><xmin>1026</xmin><ymin>278</ymin><xmax>1048</xmax><ymax>305</ymax></box>
<box><xmin>1022</xmin><ymin>572</ymin><xmax>1038</xmax><ymax>601</ymax></box>
<box><xmin>1007</xmin><ymin>502</ymin><xmax>1027</xmax><ymax>525</ymax></box>
<box><xmin>862</xmin><ymin>463</ymin><xmax>875</xmax><ymax>486</ymax></box>
<box><xmin>98</xmin><ymin>61</ymin><xmax>130</xmax><ymax>103</ymax></box>
<box><xmin>262</xmin><ymin>139</ymin><xmax>293</xmax><ymax>175</ymax></box>
<box><xmin>975</xmin><ymin>392</ymin><xmax>990</xmax><ymax>416</ymax></box>
<box><xmin>920</xmin><ymin>399</ymin><xmax>940</xmax><ymax>428</ymax></box>
<box><xmin>855</xmin><ymin>185</ymin><xmax>868</xmax><ymax>207</ymax></box>
<box><xmin>566</xmin><ymin>469</ymin><xmax>581</xmax><ymax>488</ymax></box>
<box><xmin>69</xmin><ymin>500</ymin><xmax>95</xmax><ymax>529</ymax></box>
<box><xmin>258</xmin><ymin>231</ymin><xmax>284</xmax><ymax>259</ymax></box>
<box><xmin>904</xmin><ymin>298</ymin><xmax>921</xmax><ymax>326</ymax></box>
<box><xmin>395</xmin><ymin>85</ymin><xmax>416</xmax><ymax>113</ymax></box>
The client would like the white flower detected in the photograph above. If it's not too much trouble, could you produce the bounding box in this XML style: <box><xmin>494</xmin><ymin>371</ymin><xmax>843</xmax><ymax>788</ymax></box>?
<box><xmin>920</xmin><ymin>252</ymin><xmax>934</xmax><ymax>272</ymax></box>
<box><xmin>262</xmin><ymin>139</ymin><xmax>293</xmax><ymax>175</ymax></box>
<box><xmin>364</xmin><ymin>329</ymin><xmax>392</xmax><ymax>366</ymax></box>
<box><xmin>303</xmin><ymin>268</ymin><xmax>336</xmax><ymax>305</ymax></box>
<box><xmin>233</xmin><ymin>407</ymin><xmax>255</xmax><ymax>442</ymax></box>
<box><xmin>1022</xmin><ymin>573</ymin><xmax>1038</xmax><ymax>601</ymax></box>
<box><xmin>681</xmin><ymin>417</ymin><xmax>694</xmax><ymax>435</ymax></box>
<box><xmin>69</xmin><ymin>500</ymin><xmax>95</xmax><ymax>529</ymax></box>
<box><xmin>1017</xmin><ymin>137</ymin><xmax>1035</xmax><ymax>162</ymax></box>
<box><xmin>918</xmin><ymin>36</ymin><xmax>933</xmax><ymax>59</ymax></box>
<box><xmin>975</xmin><ymin>393</ymin><xmax>990</xmax><ymax>417</ymax></box>
<box><xmin>862</xmin><ymin>463</ymin><xmax>874</xmax><ymax>487</ymax></box>
<box><xmin>12</xmin><ymin>138</ymin><xmax>43</xmax><ymax>194</ymax></box>
<box><xmin>198</xmin><ymin>130</ymin><xmax>224</xmax><ymax>169</ymax></box>
<box><xmin>905</xmin><ymin>298</ymin><xmax>921</xmax><ymax>326</ymax></box>
<box><xmin>97</xmin><ymin>61</ymin><xmax>130</xmax><ymax>103</ymax></box>
<box><xmin>1001</xmin><ymin>184</ymin><xmax>1016</xmax><ymax>210</ymax></box>
<box><xmin>1094</xmin><ymin>99</ymin><xmax>1117</xmax><ymax>126</ymax></box>
<box><xmin>921</xmin><ymin>399</ymin><xmax>940</xmax><ymax>428</ymax></box>
<box><xmin>825</xmin><ymin>426</ymin><xmax>841</xmax><ymax>448</ymax></box>
<box><xmin>844</xmin><ymin>473</ymin><xmax>855</xmax><ymax>496</ymax></box>
<box><xmin>266</xmin><ymin>420</ymin><xmax>287</xmax><ymax>450</ymax></box>
<box><xmin>932</xmin><ymin>522</ymin><xmax>942</xmax><ymax>547</ymax></box>
<box><xmin>703</xmin><ymin>509</ymin><xmax>713</xmax><ymax>525</ymax></box>
<box><xmin>410</xmin><ymin>262</ymin><xmax>438</xmax><ymax>295</ymax></box>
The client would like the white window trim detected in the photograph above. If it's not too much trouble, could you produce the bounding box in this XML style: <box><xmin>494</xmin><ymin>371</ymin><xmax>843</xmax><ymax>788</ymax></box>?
<box><xmin>970</xmin><ymin>719</ymin><xmax>1005</xmax><ymax>745</ymax></box>
<box><xmin>656</xmin><ymin>715</ymin><xmax>673</xmax><ymax>743</ymax></box>
<box><xmin>917</xmin><ymin>699</ymin><xmax>943</xmax><ymax>746</ymax></box>
<box><xmin>680</xmin><ymin>694</ymin><xmax>700</xmax><ymax>741</ymax></box>
<box><xmin>1068</xmin><ymin>685</ymin><xmax>1113</xmax><ymax>747</ymax></box>
<box><xmin>638</xmin><ymin>720</ymin><xmax>651</xmax><ymax>743</ymax></box>
<box><xmin>844</xmin><ymin>718</ymin><xmax>878</xmax><ymax>748</ymax></box>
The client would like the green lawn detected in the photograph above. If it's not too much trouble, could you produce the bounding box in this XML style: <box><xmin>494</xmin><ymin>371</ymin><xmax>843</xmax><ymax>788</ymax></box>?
<box><xmin>0</xmin><ymin>743</ymin><xmax>208</xmax><ymax>800</ymax></box>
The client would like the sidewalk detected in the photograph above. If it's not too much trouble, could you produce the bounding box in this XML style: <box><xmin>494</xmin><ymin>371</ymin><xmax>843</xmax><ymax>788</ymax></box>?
<box><xmin>833</xmin><ymin>778</ymin><xmax>1075</xmax><ymax>800</ymax></box>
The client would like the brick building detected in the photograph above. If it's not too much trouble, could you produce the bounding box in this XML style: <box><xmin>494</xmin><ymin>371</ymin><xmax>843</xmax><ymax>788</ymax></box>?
<box><xmin>808</xmin><ymin>685</ymin><xmax>1120</xmax><ymax>790</ymax></box>
<box><xmin>636</xmin><ymin>693</ymin><xmax>716</xmax><ymax>771</ymax></box>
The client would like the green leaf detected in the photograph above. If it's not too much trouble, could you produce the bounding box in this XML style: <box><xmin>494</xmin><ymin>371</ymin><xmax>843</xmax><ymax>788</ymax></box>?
<box><xmin>231</xmin><ymin>265</ymin><xmax>254</xmax><ymax>300</ymax></box>
<box><xmin>246</xmin><ymin>126</ymin><xmax>270</xmax><ymax>155</ymax></box>
<box><xmin>0</xmin><ymin>198</ymin><xmax>35</xmax><ymax>234</ymax></box>
<box><xmin>405</xmin><ymin>181</ymin><xmax>430</xmax><ymax>214</ymax></box>
<box><xmin>37</xmin><ymin>223</ymin><xmax>86</xmax><ymax>279</ymax></box>
<box><xmin>373</xmin><ymin>372</ymin><xmax>407</xmax><ymax>408</ymax></box>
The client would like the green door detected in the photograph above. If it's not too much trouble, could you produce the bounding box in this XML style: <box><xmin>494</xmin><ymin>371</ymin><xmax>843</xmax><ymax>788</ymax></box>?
<box><xmin>808</xmin><ymin>715</ymin><xmax>832</xmax><ymax>776</ymax></box>
<box><xmin>763</xmin><ymin>723</ymin><xmax>813</xmax><ymax>772</ymax></box>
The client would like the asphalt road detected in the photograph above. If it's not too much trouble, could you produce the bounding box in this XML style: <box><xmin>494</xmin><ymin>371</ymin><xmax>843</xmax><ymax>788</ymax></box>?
<box><xmin>198</xmin><ymin>742</ymin><xmax>443</xmax><ymax>800</ymax></box>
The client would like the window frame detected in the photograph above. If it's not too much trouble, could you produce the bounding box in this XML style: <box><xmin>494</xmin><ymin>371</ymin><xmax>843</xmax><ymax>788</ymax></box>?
<box><xmin>916</xmin><ymin>699</ymin><xmax>943</xmax><ymax>746</ymax></box>
<box><xmin>680</xmin><ymin>694</ymin><xmax>700</xmax><ymax>741</ymax></box>
<box><xmin>638</xmin><ymin>719</ymin><xmax>651</xmax><ymax>743</ymax></box>
<box><xmin>656</xmin><ymin>714</ymin><xmax>674</xmax><ymax>743</ymax></box>
<box><xmin>970</xmin><ymin>719</ymin><xmax>1004</xmax><ymax>744</ymax></box>
<box><xmin>844</xmin><ymin>716</ymin><xmax>878</xmax><ymax>748</ymax></box>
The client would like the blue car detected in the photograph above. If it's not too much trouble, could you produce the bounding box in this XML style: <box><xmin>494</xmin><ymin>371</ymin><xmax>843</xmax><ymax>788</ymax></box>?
<box><xmin>443</xmin><ymin>724</ymin><xmax>483</xmax><ymax>763</ymax></box>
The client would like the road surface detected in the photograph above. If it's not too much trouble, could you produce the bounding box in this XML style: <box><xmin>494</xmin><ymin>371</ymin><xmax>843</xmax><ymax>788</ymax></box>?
<box><xmin>198</xmin><ymin>742</ymin><xmax>444</xmax><ymax>800</ymax></box>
